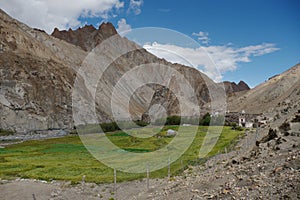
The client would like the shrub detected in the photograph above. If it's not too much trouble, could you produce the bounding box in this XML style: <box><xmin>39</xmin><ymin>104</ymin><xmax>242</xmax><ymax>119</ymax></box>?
<box><xmin>166</xmin><ymin>116</ymin><xmax>181</xmax><ymax>125</ymax></box>
<box><xmin>134</xmin><ymin>120</ymin><xmax>149</xmax><ymax>127</ymax></box>
<box><xmin>231</xmin><ymin>122</ymin><xmax>238</xmax><ymax>130</ymax></box>
<box><xmin>199</xmin><ymin>113</ymin><xmax>211</xmax><ymax>126</ymax></box>
<box><xmin>235</xmin><ymin>126</ymin><xmax>244</xmax><ymax>131</ymax></box>
<box><xmin>100</xmin><ymin>122</ymin><xmax>120</xmax><ymax>132</ymax></box>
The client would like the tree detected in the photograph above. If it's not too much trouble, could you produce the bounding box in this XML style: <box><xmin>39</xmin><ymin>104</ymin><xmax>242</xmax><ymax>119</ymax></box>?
<box><xmin>199</xmin><ymin>113</ymin><xmax>211</xmax><ymax>126</ymax></box>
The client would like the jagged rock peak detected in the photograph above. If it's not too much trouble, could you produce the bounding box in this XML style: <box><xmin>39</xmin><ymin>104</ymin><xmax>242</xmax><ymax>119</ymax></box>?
<box><xmin>237</xmin><ymin>80</ymin><xmax>250</xmax><ymax>90</ymax></box>
<box><xmin>99</xmin><ymin>22</ymin><xmax>117</xmax><ymax>36</ymax></box>
<box><xmin>222</xmin><ymin>80</ymin><xmax>250</xmax><ymax>94</ymax></box>
<box><xmin>52</xmin><ymin>25</ymin><xmax>96</xmax><ymax>34</ymax></box>
<box><xmin>51</xmin><ymin>22</ymin><xmax>118</xmax><ymax>51</ymax></box>
<box><xmin>80</xmin><ymin>24</ymin><xmax>97</xmax><ymax>32</ymax></box>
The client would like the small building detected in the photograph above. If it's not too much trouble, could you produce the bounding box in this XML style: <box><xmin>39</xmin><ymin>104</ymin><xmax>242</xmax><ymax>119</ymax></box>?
<box><xmin>239</xmin><ymin>110</ymin><xmax>246</xmax><ymax>127</ymax></box>
<box><xmin>226</xmin><ymin>110</ymin><xmax>259</xmax><ymax>128</ymax></box>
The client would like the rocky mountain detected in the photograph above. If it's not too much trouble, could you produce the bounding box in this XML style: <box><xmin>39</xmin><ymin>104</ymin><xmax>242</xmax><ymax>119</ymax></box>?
<box><xmin>0</xmin><ymin>9</ymin><xmax>222</xmax><ymax>133</ymax></box>
<box><xmin>51</xmin><ymin>23</ymin><xmax>117</xmax><ymax>51</ymax></box>
<box><xmin>1</xmin><ymin>8</ymin><xmax>298</xmax><ymax>134</ymax></box>
<box><xmin>227</xmin><ymin>63</ymin><xmax>300</xmax><ymax>114</ymax></box>
<box><xmin>222</xmin><ymin>80</ymin><xmax>250</xmax><ymax>94</ymax></box>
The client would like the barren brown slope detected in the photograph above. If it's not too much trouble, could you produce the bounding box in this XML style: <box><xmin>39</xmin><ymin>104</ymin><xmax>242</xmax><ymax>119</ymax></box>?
<box><xmin>227</xmin><ymin>63</ymin><xmax>300</xmax><ymax>114</ymax></box>
<box><xmin>0</xmin><ymin>9</ymin><xmax>222</xmax><ymax>133</ymax></box>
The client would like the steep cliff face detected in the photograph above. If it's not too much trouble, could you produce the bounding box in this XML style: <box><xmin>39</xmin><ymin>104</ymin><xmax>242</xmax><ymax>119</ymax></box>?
<box><xmin>0</xmin><ymin>9</ymin><xmax>85</xmax><ymax>132</ymax></box>
<box><xmin>0</xmin><ymin>9</ymin><xmax>220</xmax><ymax>133</ymax></box>
<box><xmin>0</xmin><ymin>52</ymin><xmax>74</xmax><ymax>132</ymax></box>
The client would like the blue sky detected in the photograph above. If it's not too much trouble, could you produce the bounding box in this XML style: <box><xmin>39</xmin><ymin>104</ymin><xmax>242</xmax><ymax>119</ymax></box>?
<box><xmin>1</xmin><ymin>0</ymin><xmax>299</xmax><ymax>87</ymax></box>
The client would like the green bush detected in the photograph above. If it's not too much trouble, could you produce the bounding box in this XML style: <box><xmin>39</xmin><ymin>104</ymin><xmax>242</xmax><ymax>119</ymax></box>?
<box><xmin>166</xmin><ymin>115</ymin><xmax>181</xmax><ymax>125</ymax></box>
<box><xmin>153</xmin><ymin>116</ymin><xmax>181</xmax><ymax>125</ymax></box>
<box><xmin>100</xmin><ymin>122</ymin><xmax>120</xmax><ymax>132</ymax></box>
<box><xmin>154</xmin><ymin>116</ymin><xmax>204</xmax><ymax>126</ymax></box>
<box><xmin>231</xmin><ymin>122</ymin><xmax>238</xmax><ymax>130</ymax></box>
<box><xmin>100</xmin><ymin>120</ymin><xmax>149</xmax><ymax>133</ymax></box>
<box><xmin>235</xmin><ymin>126</ymin><xmax>244</xmax><ymax>131</ymax></box>
<box><xmin>199</xmin><ymin>113</ymin><xmax>211</xmax><ymax>126</ymax></box>
<box><xmin>153</xmin><ymin>114</ymin><xmax>225</xmax><ymax>126</ymax></box>
<box><xmin>134</xmin><ymin>120</ymin><xmax>149</xmax><ymax>127</ymax></box>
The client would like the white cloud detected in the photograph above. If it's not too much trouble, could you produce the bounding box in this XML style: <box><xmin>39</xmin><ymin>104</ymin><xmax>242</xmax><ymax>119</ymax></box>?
<box><xmin>128</xmin><ymin>0</ymin><xmax>143</xmax><ymax>15</ymax></box>
<box><xmin>116</xmin><ymin>18</ymin><xmax>132</xmax><ymax>36</ymax></box>
<box><xmin>192</xmin><ymin>31</ymin><xmax>210</xmax><ymax>45</ymax></box>
<box><xmin>0</xmin><ymin>0</ymin><xmax>124</xmax><ymax>33</ymax></box>
<box><xmin>144</xmin><ymin>42</ymin><xmax>279</xmax><ymax>82</ymax></box>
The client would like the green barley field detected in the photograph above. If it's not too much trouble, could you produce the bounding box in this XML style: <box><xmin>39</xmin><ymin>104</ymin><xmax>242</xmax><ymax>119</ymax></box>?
<box><xmin>0</xmin><ymin>126</ymin><xmax>243</xmax><ymax>183</ymax></box>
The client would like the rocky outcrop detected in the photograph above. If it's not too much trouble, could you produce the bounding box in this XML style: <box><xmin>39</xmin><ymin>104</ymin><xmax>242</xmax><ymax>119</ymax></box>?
<box><xmin>0</xmin><ymin>9</ymin><xmax>86</xmax><ymax>133</ymax></box>
<box><xmin>222</xmin><ymin>80</ymin><xmax>250</xmax><ymax>94</ymax></box>
<box><xmin>51</xmin><ymin>23</ymin><xmax>117</xmax><ymax>51</ymax></box>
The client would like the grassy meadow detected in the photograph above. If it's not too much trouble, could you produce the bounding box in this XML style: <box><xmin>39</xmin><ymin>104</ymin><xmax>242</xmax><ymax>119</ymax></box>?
<box><xmin>0</xmin><ymin>126</ymin><xmax>243</xmax><ymax>183</ymax></box>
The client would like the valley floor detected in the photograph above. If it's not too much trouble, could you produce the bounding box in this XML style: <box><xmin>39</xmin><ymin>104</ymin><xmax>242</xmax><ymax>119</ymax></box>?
<box><xmin>1</xmin><ymin>124</ymin><xmax>299</xmax><ymax>200</ymax></box>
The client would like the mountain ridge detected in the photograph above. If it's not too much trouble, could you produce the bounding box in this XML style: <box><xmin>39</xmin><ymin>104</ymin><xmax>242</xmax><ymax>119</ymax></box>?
<box><xmin>51</xmin><ymin>22</ymin><xmax>117</xmax><ymax>51</ymax></box>
<box><xmin>227</xmin><ymin>63</ymin><xmax>300</xmax><ymax>114</ymax></box>
<box><xmin>0</xmin><ymin>9</ymin><xmax>220</xmax><ymax>133</ymax></box>
<box><xmin>221</xmin><ymin>80</ymin><xmax>250</xmax><ymax>94</ymax></box>
<box><xmin>1</xmin><ymin>8</ymin><xmax>298</xmax><ymax>133</ymax></box>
